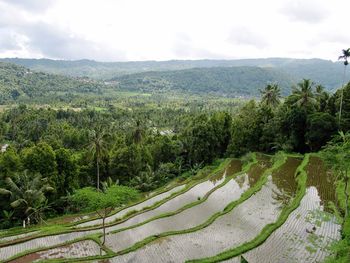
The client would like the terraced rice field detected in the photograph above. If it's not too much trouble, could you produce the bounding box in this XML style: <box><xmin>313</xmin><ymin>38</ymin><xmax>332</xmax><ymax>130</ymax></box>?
<box><xmin>76</xmin><ymin>184</ymin><xmax>186</xmax><ymax>228</ymax></box>
<box><xmin>0</xmin><ymin>232</ymin><xmax>39</xmax><ymax>244</ymax></box>
<box><xmin>105</xmin><ymin>172</ymin><xmax>250</xmax><ymax>252</ymax></box>
<box><xmin>7</xmin><ymin>240</ymin><xmax>104</xmax><ymax>263</ymax></box>
<box><xmin>0</xmin><ymin>155</ymin><xmax>343</xmax><ymax>263</ymax></box>
<box><xmin>239</xmin><ymin>156</ymin><xmax>341</xmax><ymax>263</ymax></box>
<box><xmin>103</xmin><ymin>157</ymin><xmax>300</xmax><ymax>262</ymax></box>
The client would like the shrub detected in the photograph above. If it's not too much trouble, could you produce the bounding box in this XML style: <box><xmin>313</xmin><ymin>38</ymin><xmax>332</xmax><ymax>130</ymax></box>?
<box><xmin>68</xmin><ymin>185</ymin><xmax>140</xmax><ymax>213</ymax></box>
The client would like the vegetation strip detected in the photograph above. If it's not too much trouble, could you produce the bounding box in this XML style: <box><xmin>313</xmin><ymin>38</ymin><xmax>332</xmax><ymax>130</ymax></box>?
<box><xmin>0</xmin><ymin>159</ymin><xmax>236</xmax><ymax>262</ymax></box>
<box><xmin>39</xmin><ymin>154</ymin><xmax>284</xmax><ymax>263</ymax></box>
<box><xmin>187</xmin><ymin>154</ymin><xmax>309</xmax><ymax>263</ymax></box>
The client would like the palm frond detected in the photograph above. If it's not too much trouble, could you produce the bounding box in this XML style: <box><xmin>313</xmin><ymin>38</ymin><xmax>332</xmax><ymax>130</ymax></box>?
<box><xmin>0</xmin><ymin>188</ymin><xmax>12</xmax><ymax>195</ymax></box>
<box><xmin>11</xmin><ymin>199</ymin><xmax>26</xmax><ymax>208</ymax></box>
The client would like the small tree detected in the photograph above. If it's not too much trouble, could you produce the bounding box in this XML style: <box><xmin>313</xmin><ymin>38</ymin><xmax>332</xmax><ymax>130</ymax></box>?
<box><xmin>96</xmin><ymin>192</ymin><xmax>115</xmax><ymax>245</ymax></box>
<box><xmin>69</xmin><ymin>185</ymin><xmax>139</xmax><ymax>244</ymax></box>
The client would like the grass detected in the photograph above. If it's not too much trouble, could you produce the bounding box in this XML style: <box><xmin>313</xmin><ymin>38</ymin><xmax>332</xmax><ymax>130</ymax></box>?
<box><xmin>186</xmin><ymin>154</ymin><xmax>309</xmax><ymax>263</ymax></box>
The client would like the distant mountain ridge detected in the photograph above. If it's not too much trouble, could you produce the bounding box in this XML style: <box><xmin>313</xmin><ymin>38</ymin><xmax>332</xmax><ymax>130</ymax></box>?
<box><xmin>1</xmin><ymin>57</ymin><xmax>348</xmax><ymax>91</ymax></box>
<box><xmin>109</xmin><ymin>66</ymin><xmax>295</xmax><ymax>96</ymax></box>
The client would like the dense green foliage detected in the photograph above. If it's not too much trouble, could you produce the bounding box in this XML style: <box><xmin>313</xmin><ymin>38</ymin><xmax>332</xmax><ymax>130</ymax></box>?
<box><xmin>0</xmin><ymin>62</ymin><xmax>105</xmax><ymax>104</ymax></box>
<box><xmin>322</xmin><ymin>132</ymin><xmax>350</xmax><ymax>263</ymax></box>
<box><xmin>0</xmin><ymin>171</ymin><xmax>53</xmax><ymax>227</ymax></box>
<box><xmin>0</xmin><ymin>103</ymin><xmax>236</xmax><ymax>228</ymax></box>
<box><xmin>110</xmin><ymin>67</ymin><xmax>294</xmax><ymax>96</ymax></box>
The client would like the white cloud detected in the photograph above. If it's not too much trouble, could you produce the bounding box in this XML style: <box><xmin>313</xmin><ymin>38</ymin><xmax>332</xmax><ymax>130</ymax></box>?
<box><xmin>280</xmin><ymin>0</ymin><xmax>330</xmax><ymax>24</ymax></box>
<box><xmin>0</xmin><ymin>0</ymin><xmax>349</xmax><ymax>61</ymax></box>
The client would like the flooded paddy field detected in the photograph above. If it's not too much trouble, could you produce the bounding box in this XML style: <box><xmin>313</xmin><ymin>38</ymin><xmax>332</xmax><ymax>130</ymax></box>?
<box><xmin>8</xmin><ymin>240</ymin><xmax>104</xmax><ymax>263</ymax></box>
<box><xmin>104</xmin><ymin>157</ymin><xmax>300</xmax><ymax>262</ymax></box>
<box><xmin>240</xmin><ymin>156</ymin><xmax>341</xmax><ymax>263</ymax></box>
<box><xmin>102</xmin><ymin>160</ymin><xmax>242</xmax><ymax>233</ymax></box>
<box><xmin>76</xmin><ymin>184</ymin><xmax>186</xmax><ymax>228</ymax></box>
<box><xmin>0</xmin><ymin>231</ymin><xmax>40</xmax><ymax>244</ymax></box>
<box><xmin>104</xmin><ymin>159</ymin><xmax>269</xmax><ymax>252</ymax></box>
<box><xmin>0</xmin><ymin>228</ymin><xmax>102</xmax><ymax>261</ymax></box>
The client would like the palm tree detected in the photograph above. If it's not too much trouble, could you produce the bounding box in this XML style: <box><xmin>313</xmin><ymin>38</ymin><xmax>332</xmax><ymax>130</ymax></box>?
<box><xmin>292</xmin><ymin>79</ymin><xmax>317</xmax><ymax>109</ymax></box>
<box><xmin>315</xmin><ymin>84</ymin><xmax>329</xmax><ymax>111</ymax></box>
<box><xmin>260</xmin><ymin>84</ymin><xmax>281</xmax><ymax>108</ymax></box>
<box><xmin>88</xmin><ymin>128</ymin><xmax>110</xmax><ymax>190</ymax></box>
<box><xmin>133</xmin><ymin>120</ymin><xmax>144</xmax><ymax>144</ymax></box>
<box><xmin>338</xmin><ymin>48</ymin><xmax>350</xmax><ymax>127</ymax></box>
<box><xmin>101</xmin><ymin>176</ymin><xmax>119</xmax><ymax>192</ymax></box>
<box><xmin>133</xmin><ymin>165</ymin><xmax>157</xmax><ymax>192</ymax></box>
<box><xmin>0</xmin><ymin>171</ymin><xmax>53</xmax><ymax>227</ymax></box>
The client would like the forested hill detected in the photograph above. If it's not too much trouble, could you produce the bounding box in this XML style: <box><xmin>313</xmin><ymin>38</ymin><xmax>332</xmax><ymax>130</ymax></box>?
<box><xmin>0</xmin><ymin>59</ymin><xmax>347</xmax><ymax>103</ymax></box>
<box><xmin>1</xmin><ymin>58</ymin><xmax>348</xmax><ymax>91</ymax></box>
<box><xmin>110</xmin><ymin>67</ymin><xmax>295</xmax><ymax>96</ymax></box>
<box><xmin>0</xmin><ymin>62</ymin><xmax>104</xmax><ymax>104</ymax></box>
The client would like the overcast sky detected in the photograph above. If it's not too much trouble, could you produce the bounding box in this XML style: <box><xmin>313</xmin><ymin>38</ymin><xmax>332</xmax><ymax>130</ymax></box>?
<box><xmin>0</xmin><ymin>0</ymin><xmax>349</xmax><ymax>62</ymax></box>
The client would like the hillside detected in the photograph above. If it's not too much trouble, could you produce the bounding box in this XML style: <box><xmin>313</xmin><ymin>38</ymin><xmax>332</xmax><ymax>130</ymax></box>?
<box><xmin>0</xmin><ymin>63</ymin><xmax>295</xmax><ymax>103</ymax></box>
<box><xmin>0</xmin><ymin>59</ymin><xmax>348</xmax><ymax>104</ymax></box>
<box><xmin>1</xmin><ymin>58</ymin><xmax>348</xmax><ymax>91</ymax></box>
<box><xmin>0</xmin><ymin>62</ymin><xmax>104</xmax><ymax>104</ymax></box>
<box><xmin>111</xmin><ymin>66</ymin><xmax>295</xmax><ymax>96</ymax></box>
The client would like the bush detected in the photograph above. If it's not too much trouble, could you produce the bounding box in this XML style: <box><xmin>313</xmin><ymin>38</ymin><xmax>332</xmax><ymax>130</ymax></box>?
<box><xmin>68</xmin><ymin>185</ymin><xmax>140</xmax><ymax>213</ymax></box>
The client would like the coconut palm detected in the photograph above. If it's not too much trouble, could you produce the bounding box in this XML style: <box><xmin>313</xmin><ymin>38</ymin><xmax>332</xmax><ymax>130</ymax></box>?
<box><xmin>133</xmin><ymin>165</ymin><xmax>157</xmax><ymax>191</ymax></box>
<box><xmin>0</xmin><ymin>171</ymin><xmax>53</xmax><ymax>227</ymax></box>
<box><xmin>101</xmin><ymin>176</ymin><xmax>119</xmax><ymax>192</ymax></box>
<box><xmin>260</xmin><ymin>84</ymin><xmax>281</xmax><ymax>108</ymax></box>
<box><xmin>133</xmin><ymin>120</ymin><xmax>144</xmax><ymax>144</ymax></box>
<box><xmin>315</xmin><ymin>84</ymin><xmax>329</xmax><ymax>111</ymax></box>
<box><xmin>338</xmin><ymin>48</ymin><xmax>350</xmax><ymax>127</ymax></box>
<box><xmin>88</xmin><ymin>128</ymin><xmax>110</xmax><ymax>190</ymax></box>
<box><xmin>292</xmin><ymin>79</ymin><xmax>317</xmax><ymax>109</ymax></box>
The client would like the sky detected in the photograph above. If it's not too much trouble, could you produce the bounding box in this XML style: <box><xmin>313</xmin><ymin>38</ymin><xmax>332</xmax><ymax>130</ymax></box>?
<box><xmin>0</xmin><ymin>0</ymin><xmax>349</xmax><ymax>62</ymax></box>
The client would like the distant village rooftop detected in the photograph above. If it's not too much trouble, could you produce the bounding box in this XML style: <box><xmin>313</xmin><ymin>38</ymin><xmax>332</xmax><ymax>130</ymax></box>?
<box><xmin>1</xmin><ymin>144</ymin><xmax>9</xmax><ymax>153</ymax></box>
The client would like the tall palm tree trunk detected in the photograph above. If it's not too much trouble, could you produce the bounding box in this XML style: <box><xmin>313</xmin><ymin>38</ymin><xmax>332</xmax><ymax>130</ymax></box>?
<box><xmin>96</xmin><ymin>158</ymin><xmax>100</xmax><ymax>190</ymax></box>
<box><xmin>339</xmin><ymin>65</ymin><xmax>347</xmax><ymax>128</ymax></box>
<box><xmin>344</xmin><ymin>171</ymin><xmax>349</xmax><ymax>228</ymax></box>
